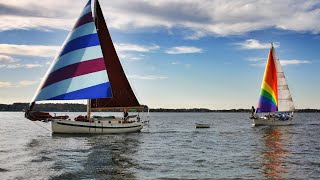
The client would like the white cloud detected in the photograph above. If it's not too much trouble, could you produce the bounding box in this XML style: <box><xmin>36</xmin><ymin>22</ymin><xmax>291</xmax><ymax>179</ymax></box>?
<box><xmin>0</xmin><ymin>44</ymin><xmax>60</xmax><ymax>57</ymax></box>
<box><xmin>1</xmin><ymin>1</ymin><xmax>319</xmax><ymax>38</ymax></box>
<box><xmin>0</xmin><ymin>81</ymin><xmax>12</xmax><ymax>88</ymax></box>
<box><xmin>114</xmin><ymin>43</ymin><xmax>158</xmax><ymax>60</ymax></box>
<box><xmin>115</xmin><ymin>43</ymin><xmax>159</xmax><ymax>52</ymax></box>
<box><xmin>247</xmin><ymin>57</ymin><xmax>266</xmax><ymax>62</ymax></box>
<box><xmin>236</xmin><ymin>39</ymin><xmax>280</xmax><ymax>49</ymax></box>
<box><xmin>250</xmin><ymin>59</ymin><xmax>311</xmax><ymax>66</ymax></box>
<box><xmin>0</xmin><ymin>55</ymin><xmax>16</xmax><ymax>62</ymax></box>
<box><xmin>118</xmin><ymin>53</ymin><xmax>145</xmax><ymax>60</ymax></box>
<box><xmin>280</xmin><ymin>60</ymin><xmax>311</xmax><ymax>66</ymax></box>
<box><xmin>128</xmin><ymin>74</ymin><xmax>168</xmax><ymax>80</ymax></box>
<box><xmin>249</xmin><ymin>63</ymin><xmax>265</xmax><ymax>67</ymax></box>
<box><xmin>17</xmin><ymin>80</ymin><xmax>39</xmax><ymax>87</ymax></box>
<box><xmin>171</xmin><ymin>61</ymin><xmax>192</xmax><ymax>68</ymax></box>
<box><xmin>165</xmin><ymin>46</ymin><xmax>202</xmax><ymax>54</ymax></box>
<box><xmin>0</xmin><ymin>63</ymin><xmax>43</xmax><ymax>69</ymax></box>
<box><xmin>0</xmin><ymin>80</ymin><xmax>38</xmax><ymax>87</ymax></box>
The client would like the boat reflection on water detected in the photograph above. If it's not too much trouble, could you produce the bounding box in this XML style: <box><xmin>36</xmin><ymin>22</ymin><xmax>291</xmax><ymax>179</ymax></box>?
<box><xmin>260</xmin><ymin>127</ymin><xmax>290</xmax><ymax>179</ymax></box>
<box><xmin>85</xmin><ymin>135</ymin><xmax>141</xmax><ymax>179</ymax></box>
<box><xmin>50</xmin><ymin>134</ymin><xmax>142</xmax><ymax>179</ymax></box>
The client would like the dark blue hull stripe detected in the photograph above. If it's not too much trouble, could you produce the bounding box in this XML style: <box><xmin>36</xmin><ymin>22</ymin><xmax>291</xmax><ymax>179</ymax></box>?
<box><xmin>56</xmin><ymin>122</ymin><xmax>142</xmax><ymax>129</ymax></box>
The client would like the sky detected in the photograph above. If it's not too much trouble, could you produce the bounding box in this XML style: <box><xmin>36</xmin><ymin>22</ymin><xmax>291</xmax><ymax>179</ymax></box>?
<box><xmin>0</xmin><ymin>0</ymin><xmax>319</xmax><ymax>109</ymax></box>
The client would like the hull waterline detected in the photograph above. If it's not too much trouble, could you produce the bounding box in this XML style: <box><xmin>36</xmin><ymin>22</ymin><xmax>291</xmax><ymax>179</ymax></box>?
<box><xmin>252</xmin><ymin>117</ymin><xmax>293</xmax><ymax>126</ymax></box>
<box><xmin>51</xmin><ymin>119</ymin><xmax>144</xmax><ymax>134</ymax></box>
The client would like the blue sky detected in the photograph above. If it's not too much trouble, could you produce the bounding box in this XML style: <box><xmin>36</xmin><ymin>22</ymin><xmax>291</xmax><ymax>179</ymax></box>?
<box><xmin>0</xmin><ymin>0</ymin><xmax>319</xmax><ymax>109</ymax></box>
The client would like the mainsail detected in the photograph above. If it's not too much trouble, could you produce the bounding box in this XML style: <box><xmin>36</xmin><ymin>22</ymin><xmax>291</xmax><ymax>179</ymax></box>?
<box><xmin>31</xmin><ymin>0</ymin><xmax>112</xmax><ymax>103</ymax></box>
<box><xmin>274</xmin><ymin>49</ymin><xmax>295</xmax><ymax>112</ymax></box>
<box><xmin>256</xmin><ymin>46</ymin><xmax>278</xmax><ymax>113</ymax></box>
<box><xmin>91</xmin><ymin>0</ymin><xmax>141</xmax><ymax>110</ymax></box>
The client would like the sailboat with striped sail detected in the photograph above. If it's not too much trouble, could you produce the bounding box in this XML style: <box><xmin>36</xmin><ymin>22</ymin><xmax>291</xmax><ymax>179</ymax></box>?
<box><xmin>251</xmin><ymin>44</ymin><xmax>294</xmax><ymax>126</ymax></box>
<box><xmin>25</xmin><ymin>0</ymin><xmax>147</xmax><ymax>133</ymax></box>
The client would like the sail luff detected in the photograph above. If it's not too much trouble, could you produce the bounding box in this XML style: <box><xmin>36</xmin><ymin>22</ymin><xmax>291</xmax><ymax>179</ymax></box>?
<box><xmin>91</xmin><ymin>0</ymin><xmax>140</xmax><ymax>108</ymax></box>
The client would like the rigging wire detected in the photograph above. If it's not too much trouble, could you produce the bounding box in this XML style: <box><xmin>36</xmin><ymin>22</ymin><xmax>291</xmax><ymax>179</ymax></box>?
<box><xmin>32</xmin><ymin>121</ymin><xmax>51</xmax><ymax>132</ymax></box>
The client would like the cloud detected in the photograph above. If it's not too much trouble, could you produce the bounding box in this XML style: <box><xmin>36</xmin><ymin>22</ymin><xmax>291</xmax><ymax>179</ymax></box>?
<box><xmin>128</xmin><ymin>74</ymin><xmax>168</xmax><ymax>80</ymax></box>
<box><xmin>114</xmin><ymin>43</ymin><xmax>158</xmax><ymax>60</ymax></box>
<box><xmin>0</xmin><ymin>44</ymin><xmax>60</xmax><ymax>57</ymax></box>
<box><xmin>0</xmin><ymin>1</ymin><xmax>78</xmax><ymax>31</ymax></box>
<box><xmin>250</xmin><ymin>59</ymin><xmax>311</xmax><ymax>66</ymax></box>
<box><xmin>249</xmin><ymin>63</ymin><xmax>265</xmax><ymax>67</ymax></box>
<box><xmin>165</xmin><ymin>46</ymin><xmax>202</xmax><ymax>54</ymax></box>
<box><xmin>1</xmin><ymin>1</ymin><xmax>320</xmax><ymax>38</ymax></box>
<box><xmin>0</xmin><ymin>54</ymin><xmax>16</xmax><ymax>62</ymax></box>
<box><xmin>0</xmin><ymin>80</ymin><xmax>38</xmax><ymax>87</ymax></box>
<box><xmin>17</xmin><ymin>80</ymin><xmax>39</xmax><ymax>86</ymax></box>
<box><xmin>171</xmin><ymin>61</ymin><xmax>192</xmax><ymax>69</ymax></box>
<box><xmin>0</xmin><ymin>81</ymin><xmax>12</xmax><ymax>87</ymax></box>
<box><xmin>236</xmin><ymin>39</ymin><xmax>280</xmax><ymax>49</ymax></box>
<box><xmin>0</xmin><ymin>3</ymin><xmax>50</xmax><ymax>17</ymax></box>
<box><xmin>118</xmin><ymin>53</ymin><xmax>145</xmax><ymax>60</ymax></box>
<box><xmin>246</xmin><ymin>57</ymin><xmax>266</xmax><ymax>62</ymax></box>
<box><xmin>280</xmin><ymin>60</ymin><xmax>311</xmax><ymax>66</ymax></box>
<box><xmin>115</xmin><ymin>43</ymin><xmax>159</xmax><ymax>52</ymax></box>
<box><xmin>0</xmin><ymin>63</ymin><xmax>43</xmax><ymax>69</ymax></box>
<box><xmin>101</xmin><ymin>0</ymin><xmax>320</xmax><ymax>37</ymax></box>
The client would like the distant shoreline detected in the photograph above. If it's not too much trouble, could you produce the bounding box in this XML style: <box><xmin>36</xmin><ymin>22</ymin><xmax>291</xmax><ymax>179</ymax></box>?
<box><xmin>1</xmin><ymin>103</ymin><xmax>320</xmax><ymax>113</ymax></box>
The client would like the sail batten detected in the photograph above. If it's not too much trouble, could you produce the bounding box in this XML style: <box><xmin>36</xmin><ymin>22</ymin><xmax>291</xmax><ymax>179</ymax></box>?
<box><xmin>32</xmin><ymin>0</ymin><xmax>112</xmax><ymax>102</ymax></box>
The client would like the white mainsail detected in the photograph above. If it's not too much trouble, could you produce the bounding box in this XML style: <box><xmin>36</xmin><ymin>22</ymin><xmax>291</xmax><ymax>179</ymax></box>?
<box><xmin>273</xmin><ymin>48</ymin><xmax>295</xmax><ymax>112</ymax></box>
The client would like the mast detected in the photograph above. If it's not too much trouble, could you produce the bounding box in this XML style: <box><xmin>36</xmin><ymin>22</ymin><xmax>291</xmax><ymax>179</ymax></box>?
<box><xmin>87</xmin><ymin>99</ymin><xmax>92</xmax><ymax>119</ymax></box>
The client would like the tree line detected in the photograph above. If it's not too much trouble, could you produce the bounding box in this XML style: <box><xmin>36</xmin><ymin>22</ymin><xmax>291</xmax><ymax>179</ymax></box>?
<box><xmin>0</xmin><ymin>103</ymin><xmax>319</xmax><ymax>112</ymax></box>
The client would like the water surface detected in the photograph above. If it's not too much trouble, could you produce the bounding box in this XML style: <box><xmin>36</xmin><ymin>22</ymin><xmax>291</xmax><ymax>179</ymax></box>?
<box><xmin>0</xmin><ymin>112</ymin><xmax>319</xmax><ymax>179</ymax></box>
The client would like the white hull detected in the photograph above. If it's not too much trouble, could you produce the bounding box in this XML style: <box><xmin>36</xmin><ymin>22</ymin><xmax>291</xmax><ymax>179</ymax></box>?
<box><xmin>252</xmin><ymin>116</ymin><xmax>293</xmax><ymax>126</ymax></box>
<box><xmin>51</xmin><ymin>118</ymin><xmax>144</xmax><ymax>134</ymax></box>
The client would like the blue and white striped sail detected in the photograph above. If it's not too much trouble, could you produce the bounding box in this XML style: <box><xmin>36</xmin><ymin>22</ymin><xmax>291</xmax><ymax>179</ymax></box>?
<box><xmin>32</xmin><ymin>0</ymin><xmax>112</xmax><ymax>102</ymax></box>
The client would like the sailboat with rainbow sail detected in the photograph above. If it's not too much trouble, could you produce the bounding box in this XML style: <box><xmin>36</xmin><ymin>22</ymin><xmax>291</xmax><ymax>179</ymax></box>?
<box><xmin>25</xmin><ymin>0</ymin><xmax>148</xmax><ymax>133</ymax></box>
<box><xmin>251</xmin><ymin>44</ymin><xmax>294</xmax><ymax>126</ymax></box>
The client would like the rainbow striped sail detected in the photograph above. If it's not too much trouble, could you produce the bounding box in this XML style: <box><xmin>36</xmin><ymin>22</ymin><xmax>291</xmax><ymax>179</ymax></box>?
<box><xmin>256</xmin><ymin>46</ymin><xmax>278</xmax><ymax>113</ymax></box>
<box><xmin>32</xmin><ymin>0</ymin><xmax>112</xmax><ymax>101</ymax></box>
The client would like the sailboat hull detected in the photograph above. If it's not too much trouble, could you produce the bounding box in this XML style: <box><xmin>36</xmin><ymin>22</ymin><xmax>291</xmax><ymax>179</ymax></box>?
<box><xmin>51</xmin><ymin>119</ymin><xmax>144</xmax><ymax>134</ymax></box>
<box><xmin>252</xmin><ymin>116</ymin><xmax>293</xmax><ymax>126</ymax></box>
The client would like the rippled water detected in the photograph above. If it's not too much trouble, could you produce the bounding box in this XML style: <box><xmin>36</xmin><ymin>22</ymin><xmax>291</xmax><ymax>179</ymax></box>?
<box><xmin>0</xmin><ymin>112</ymin><xmax>319</xmax><ymax>179</ymax></box>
